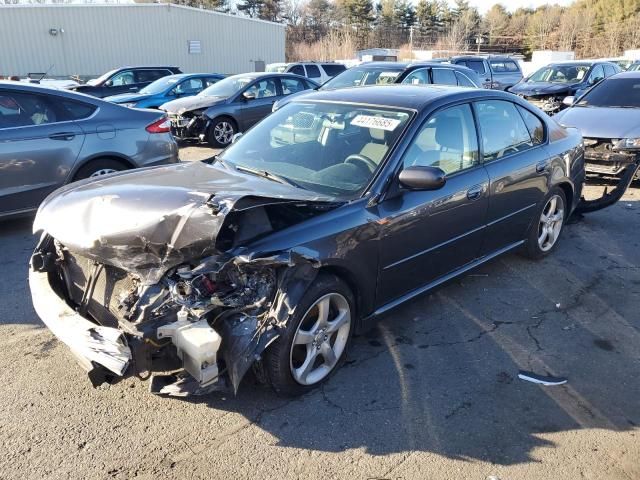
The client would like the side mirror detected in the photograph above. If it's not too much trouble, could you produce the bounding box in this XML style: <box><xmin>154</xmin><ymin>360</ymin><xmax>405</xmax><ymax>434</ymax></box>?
<box><xmin>562</xmin><ymin>96</ymin><xmax>575</xmax><ymax>106</ymax></box>
<box><xmin>105</xmin><ymin>80</ymin><xmax>113</xmax><ymax>87</ymax></box>
<box><xmin>243</xmin><ymin>92</ymin><xmax>256</xmax><ymax>101</ymax></box>
<box><xmin>231</xmin><ymin>132</ymin><xmax>243</xmax><ymax>144</ymax></box>
<box><xmin>398</xmin><ymin>166</ymin><xmax>446</xmax><ymax>191</ymax></box>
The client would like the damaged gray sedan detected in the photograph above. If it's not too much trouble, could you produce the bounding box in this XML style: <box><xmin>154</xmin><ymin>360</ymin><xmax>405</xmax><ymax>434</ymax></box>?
<box><xmin>29</xmin><ymin>85</ymin><xmax>632</xmax><ymax>397</ymax></box>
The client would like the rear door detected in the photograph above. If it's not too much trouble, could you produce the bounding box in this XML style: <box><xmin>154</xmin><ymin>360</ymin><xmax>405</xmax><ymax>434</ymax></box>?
<box><xmin>0</xmin><ymin>90</ymin><xmax>86</xmax><ymax>215</ymax></box>
<box><xmin>135</xmin><ymin>68</ymin><xmax>173</xmax><ymax>90</ymax></box>
<box><xmin>475</xmin><ymin>99</ymin><xmax>548</xmax><ymax>255</ymax></box>
<box><xmin>240</xmin><ymin>77</ymin><xmax>280</xmax><ymax>128</ymax></box>
<box><xmin>375</xmin><ymin>103</ymin><xmax>490</xmax><ymax>306</ymax></box>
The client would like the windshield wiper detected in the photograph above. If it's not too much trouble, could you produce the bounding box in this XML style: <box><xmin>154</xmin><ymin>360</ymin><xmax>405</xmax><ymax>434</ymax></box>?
<box><xmin>234</xmin><ymin>165</ymin><xmax>302</xmax><ymax>188</ymax></box>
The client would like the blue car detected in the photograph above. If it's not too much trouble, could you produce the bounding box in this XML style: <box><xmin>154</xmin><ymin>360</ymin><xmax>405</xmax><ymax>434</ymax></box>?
<box><xmin>104</xmin><ymin>73</ymin><xmax>225</xmax><ymax>109</ymax></box>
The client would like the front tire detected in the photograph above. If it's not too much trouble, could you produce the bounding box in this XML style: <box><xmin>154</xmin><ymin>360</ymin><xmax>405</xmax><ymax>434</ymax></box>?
<box><xmin>206</xmin><ymin>117</ymin><xmax>236</xmax><ymax>148</ymax></box>
<box><xmin>523</xmin><ymin>187</ymin><xmax>567</xmax><ymax>259</ymax></box>
<box><xmin>264</xmin><ymin>274</ymin><xmax>355</xmax><ymax>396</ymax></box>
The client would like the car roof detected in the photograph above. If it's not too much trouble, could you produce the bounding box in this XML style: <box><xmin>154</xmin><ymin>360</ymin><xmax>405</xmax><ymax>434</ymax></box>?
<box><xmin>452</xmin><ymin>55</ymin><xmax>514</xmax><ymax>60</ymax></box>
<box><xmin>358</xmin><ymin>61</ymin><xmax>411</xmax><ymax>69</ymax></box>
<box><xmin>290</xmin><ymin>84</ymin><xmax>506</xmax><ymax>111</ymax></box>
<box><xmin>117</xmin><ymin>65</ymin><xmax>180</xmax><ymax>69</ymax></box>
<box><xmin>0</xmin><ymin>80</ymin><xmax>105</xmax><ymax>103</ymax></box>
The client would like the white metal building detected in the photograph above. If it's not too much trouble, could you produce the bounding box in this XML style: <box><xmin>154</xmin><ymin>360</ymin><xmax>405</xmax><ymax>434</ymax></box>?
<box><xmin>0</xmin><ymin>4</ymin><xmax>285</xmax><ymax>78</ymax></box>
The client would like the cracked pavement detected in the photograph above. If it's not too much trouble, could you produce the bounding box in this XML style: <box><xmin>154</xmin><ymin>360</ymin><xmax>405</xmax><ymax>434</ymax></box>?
<box><xmin>1</xmin><ymin>148</ymin><xmax>639</xmax><ymax>479</ymax></box>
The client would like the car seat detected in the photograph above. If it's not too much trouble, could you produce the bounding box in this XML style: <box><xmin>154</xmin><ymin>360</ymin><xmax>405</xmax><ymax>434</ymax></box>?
<box><xmin>359</xmin><ymin>128</ymin><xmax>389</xmax><ymax>165</ymax></box>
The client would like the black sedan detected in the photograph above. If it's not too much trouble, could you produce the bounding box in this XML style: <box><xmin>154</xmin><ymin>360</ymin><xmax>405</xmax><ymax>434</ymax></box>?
<box><xmin>68</xmin><ymin>66</ymin><xmax>182</xmax><ymax>98</ymax></box>
<box><xmin>31</xmin><ymin>86</ymin><xmax>588</xmax><ymax>397</ymax></box>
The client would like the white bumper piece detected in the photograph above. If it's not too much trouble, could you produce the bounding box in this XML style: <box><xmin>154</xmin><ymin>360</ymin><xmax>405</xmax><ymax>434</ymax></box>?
<box><xmin>29</xmin><ymin>270</ymin><xmax>132</xmax><ymax>376</ymax></box>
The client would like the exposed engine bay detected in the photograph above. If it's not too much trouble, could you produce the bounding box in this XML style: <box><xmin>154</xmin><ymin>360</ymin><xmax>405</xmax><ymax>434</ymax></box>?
<box><xmin>29</xmin><ymin>162</ymin><xmax>340</xmax><ymax>396</ymax></box>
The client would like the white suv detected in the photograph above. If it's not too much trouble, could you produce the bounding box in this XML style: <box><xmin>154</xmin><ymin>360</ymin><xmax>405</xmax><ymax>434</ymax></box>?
<box><xmin>266</xmin><ymin>62</ymin><xmax>347</xmax><ymax>84</ymax></box>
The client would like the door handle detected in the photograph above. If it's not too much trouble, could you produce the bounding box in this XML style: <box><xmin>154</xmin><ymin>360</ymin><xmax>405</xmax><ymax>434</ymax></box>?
<box><xmin>49</xmin><ymin>133</ymin><xmax>76</xmax><ymax>141</ymax></box>
<box><xmin>466</xmin><ymin>185</ymin><xmax>484</xmax><ymax>201</ymax></box>
<box><xmin>536</xmin><ymin>161</ymin><xmax>549</xmax><ymax>174</ymax></box>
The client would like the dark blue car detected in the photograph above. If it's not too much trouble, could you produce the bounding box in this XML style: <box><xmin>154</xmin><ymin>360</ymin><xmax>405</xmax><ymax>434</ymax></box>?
<box><xmin>105</xmin><ymin>73</ymin><xmax>225</xmax><ymax>109</ymax></box>
<box><xmin>509</xmin><ymin>61</ymin><xmax>621</xmax><ymax>114</ymax></box>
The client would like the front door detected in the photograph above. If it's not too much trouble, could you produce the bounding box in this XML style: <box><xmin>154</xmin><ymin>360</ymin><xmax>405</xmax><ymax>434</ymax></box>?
<box><xmin>240</xmin><ymin>78</ymin><xmax>280</xmax><ymax>129</ymax></box>
<box><xmin>374</xmin><ymin>103</ymin><xmax>490</xmax><ymax>307</ymax></box>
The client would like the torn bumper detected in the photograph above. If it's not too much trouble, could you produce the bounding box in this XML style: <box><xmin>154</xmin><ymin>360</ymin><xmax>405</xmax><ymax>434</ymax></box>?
<box><xmin>168</xmin><ymin>113</ymin><xmax>208</xmax><ymax>141</ymax></box>
<box><xmin>28</xmin><ymin>269</ymin><xmax>132</xmax><ymax>381</ymax></box>
<box><xmin>576</xmin><ymin>154</ymin><xmax>640</xmax><ymax>214</ymax></box>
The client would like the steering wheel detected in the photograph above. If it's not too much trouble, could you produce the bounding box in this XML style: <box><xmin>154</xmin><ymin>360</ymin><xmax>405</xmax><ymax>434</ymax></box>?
<box><xmin>345</xmin><ymin>154</ymin><xmax>377</xmax><ymax>173</ymax></box>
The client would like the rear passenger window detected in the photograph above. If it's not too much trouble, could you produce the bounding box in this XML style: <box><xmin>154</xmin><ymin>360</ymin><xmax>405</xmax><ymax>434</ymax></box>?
<box><xmin>137</xmin><ymin>69</ymin><xmax>171</xmax><ymax>83</ymax></box>
<box><xmin>402</xmin><ymin>68</ymin><xmax>430</xmax><ymax>85</ymax></box>
<box><xmin>403</xmin><ymin>104</ymin><xmax>479</xmax><ymax>175</ymax></box>
<box><xmin>322</xmin><ymin>64</ymin><xmax>346</xmax><ymax>76</ymax></box>
<box><xmin>289</xmin><ymin>65</ymin><xmax>305</xmax><ymax>76</ymax></box>
<box><xmin>475</xmin><ymin>100</ymin><xmax>534</xmax><ymax>161</ymax></box>
<box><xmin>432</xmin><ymin>68</ymin><xmax>457</xmax><ymax>86</ymax></box>
<box><xmin>305</xmin><ymin>65</ymin><xmax>321</xmax><ymax>79</ymax></box>
<box><xmin>281</xmin><ymin>77</ymin><xmax>306</xmax><ymax>95</ymax></box>
<box><xmin>604</xmin><ymin>65</ymin><xmax>617</xmax><ymax>77</ymax></box>
<box><xmin>455</xmin><ymin>71</ymin><xmax>476</xmax><ymax>87</ymax></box>
<box><xmin>0</xmin><ymin>91</ymin><xmax>75</xmax><ymax>127</ymax></box>
<box><xmin>516</xmin><ymin>106</ymin><xmax>545</xmax><ymax>145</ymax></box>
<box><xmin>489</xmin><ymin>61</ymin><xmax>507</xmax><ymax>72</ymax></box>
<box><xmin>504</xmin><ymin>61</ymin><xmax>520</xmax><ymax>72</ymax></box>
<box><xmin>59</xmin><ymin>99</ymin><xmax>97</xmax><ymax>120</ymax></box>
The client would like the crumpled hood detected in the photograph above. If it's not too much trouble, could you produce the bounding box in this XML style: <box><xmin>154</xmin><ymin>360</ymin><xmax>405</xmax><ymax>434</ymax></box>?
<box><xmin>161</xmin><ymin>95</ymin><xmax>226</xmax><ymax>114</ymax></box>
<box><xmin>105</xmin><ymin>92</ymin><xmax>151</xmax><ymax>103</ymax></box>
<box><xmin>34</xmin><ymin>161</ymin><xmax>336</xmax><ymax>284</ymax></box>
<box><xmin>510</xmin><ymin>81</ymin><xmax>578</xmax><ymax>96</ymax></box>
<box><xmin>555</xmin><ymin>106</ymin><xmax>640</xmax><ymax>139</ymax></box>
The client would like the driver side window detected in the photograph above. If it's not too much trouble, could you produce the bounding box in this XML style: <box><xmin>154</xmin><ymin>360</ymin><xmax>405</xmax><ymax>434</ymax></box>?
<box><xmin>402</xmin><ymin>104</ymin><xmax>479</xmax><ymax>175</ymax></box>
<box><xmin>109</xmin><ymin>70</ymin><xmax>135</xmax><ymax>86</ymax></box>
<box><xmin>245</xmin><ymin>79</ymin><xmax>277</xmax><ymax>99</ymax></box>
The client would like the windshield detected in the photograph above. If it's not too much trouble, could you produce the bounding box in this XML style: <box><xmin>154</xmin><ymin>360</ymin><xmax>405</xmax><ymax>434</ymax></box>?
<box><xmin>528</xmin><ymin>65</ymin><xmax>590</xmax><ymax>83</ymax></box>
<box><xmin>576</xmin><ymin>78</ymin><xmax>640</xmax><ymax>108</ymax></box>
<box><xmin>199</xmin><ymin>75</ymin><xmax>255</xmax><ymax>97</ymax></box>
<box><xmin>219</xmin><ymin>101</ymin><xmax>412</xmax><ymax>197</ymax></box>
<box><xmin>140</xmin><ymin>75</ymin><xmax>182</xmax><ymax>94</ymax></box>
<box><xmin>321</xmin><ymin>67</ymin><xmax>403</xmax><ymax>90</ymax></box>
<box><xmin>88</xmin><ymin>69</ymin><xmax>117</xmax><ymax>86</ymax></box>
<box><xmin>267</xmin><ymin>64</ymin><xmax>287</xmax><ymax>73</ymax></box>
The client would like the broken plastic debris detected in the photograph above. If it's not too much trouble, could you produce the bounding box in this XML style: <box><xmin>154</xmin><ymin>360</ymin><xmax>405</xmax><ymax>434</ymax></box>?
<box><xmin>518</xmin><ymin>371</ymin><xmax>567</xmax><ymax>386</ymax></box>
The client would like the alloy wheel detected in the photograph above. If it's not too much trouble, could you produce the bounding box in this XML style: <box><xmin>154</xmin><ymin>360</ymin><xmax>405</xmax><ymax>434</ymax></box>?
<box><xmin>289</xmin><ymin>293</ymin><xmax>351</xmax><ymax>386</ymax></box>
<box><xmin>89</xmin><ymin>168</ymin><xmax>118</xmax><ymax>177</ymax></box>
<box><xmin>213</xmin><ymin>121</ymin><xmax>234</xmax><ymax>145</ymax></box>
<box><xmin>538</xmin><ymin>194</ymin><xmax>565</xmax><ymax>252</ymax></box>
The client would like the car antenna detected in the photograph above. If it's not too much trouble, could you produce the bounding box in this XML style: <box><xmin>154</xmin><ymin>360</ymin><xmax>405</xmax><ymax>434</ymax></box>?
<box><xmin>35</xmin><ymin>65</ymin><xmax>54</xmax><ymax>84</ymax></box>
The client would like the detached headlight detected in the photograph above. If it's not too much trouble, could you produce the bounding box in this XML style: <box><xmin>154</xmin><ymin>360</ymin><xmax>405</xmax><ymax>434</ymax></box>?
<box><xmin>613</xmin><ymin>138</ymin><xmax>640</xmax><ymax>150</ymax></box>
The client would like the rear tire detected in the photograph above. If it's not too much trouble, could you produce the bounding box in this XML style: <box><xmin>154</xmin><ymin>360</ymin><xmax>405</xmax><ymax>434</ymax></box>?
<box><xmin>264</xmin><ymin>274</ymin><xmax>355</xmax><ymax>396</ymax></box>
<box><xmin>206</xmin><ymin>117</ymin><xmax>236</xmax><ymax>148</ymax></box>
<box><xmin>522</xmin><ymin>187</ymin><xmax>567</xmax><ymax>259</ymax></box>
<box><xmin>73</xmin><ymin>158</ymin><xmax>129</xmax><ymax>181</ymax></box>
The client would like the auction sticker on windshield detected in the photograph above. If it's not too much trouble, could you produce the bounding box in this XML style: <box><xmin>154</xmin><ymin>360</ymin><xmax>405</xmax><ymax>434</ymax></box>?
<box><xmin>351</xmin><ymin>115</ymin><xmax>401</xmax><ymax>131</ymax></box>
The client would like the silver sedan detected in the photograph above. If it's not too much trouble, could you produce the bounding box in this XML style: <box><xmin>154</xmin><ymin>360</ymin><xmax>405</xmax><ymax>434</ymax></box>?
<box><xmin>0</xmin><ymin>81</ymin><xmax>179</xmax><ymax>218</ymax></box>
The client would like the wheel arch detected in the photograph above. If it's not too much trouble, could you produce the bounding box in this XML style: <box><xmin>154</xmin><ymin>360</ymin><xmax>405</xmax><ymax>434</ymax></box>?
<box><xmin>68</xmin><ymin>154</ymin><xmax>135</xmax><ymax>181</ymax></box>
<box><xmin>556</xmin><ymin>181</ymin><xmax>574</xmax><ymax>212</ymax></box>
<box><xmin>316</xmin><ymin>265</ymin><xmax>364</xmax><ymax>329</ymax></box>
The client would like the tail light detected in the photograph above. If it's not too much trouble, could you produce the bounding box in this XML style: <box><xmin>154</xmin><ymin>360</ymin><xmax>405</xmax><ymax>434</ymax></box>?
<box><xmin>146</xmin><ymin>116</ymin><xmax>171</xmax><ymax>133</ymax></box>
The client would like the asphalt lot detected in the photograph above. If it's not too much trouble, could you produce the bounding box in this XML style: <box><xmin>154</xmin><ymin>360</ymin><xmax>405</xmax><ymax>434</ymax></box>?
<box><xmin>1</xmin><ymin>146</ymin><xmax>639</xmax><ymax>479</ymax></box>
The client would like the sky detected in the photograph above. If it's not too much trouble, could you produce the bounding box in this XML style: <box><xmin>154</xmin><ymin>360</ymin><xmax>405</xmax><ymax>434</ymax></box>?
<box><xmin>451</xmin><ymin>0</ymin><xmax>575</xmax><ymax>14</ymax></box>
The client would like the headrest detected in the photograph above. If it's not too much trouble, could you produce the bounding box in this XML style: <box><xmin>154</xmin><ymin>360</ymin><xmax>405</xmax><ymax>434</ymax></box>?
<box><xmin>435</xmin><ymin>116</ymin><xmax>463</xmax><ymax>150</ymax></box>
<box><xmin>369</xmin><ymin>128</ymin><xmax>385</xmax><ymax>142</ymax></box>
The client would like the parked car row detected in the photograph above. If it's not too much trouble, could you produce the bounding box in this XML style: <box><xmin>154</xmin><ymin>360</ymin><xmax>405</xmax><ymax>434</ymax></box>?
<box><xmin>22</xmin><ymin>58</ymin><xmax>640</xmax><ymax>398</ymax></box>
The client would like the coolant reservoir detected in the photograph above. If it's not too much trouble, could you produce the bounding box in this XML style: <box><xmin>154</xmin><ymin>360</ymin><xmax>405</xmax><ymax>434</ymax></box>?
<box><xmin>157</xmin><ymin>317</ymin><xmax>221</xmax><ymax>386</ymax></box>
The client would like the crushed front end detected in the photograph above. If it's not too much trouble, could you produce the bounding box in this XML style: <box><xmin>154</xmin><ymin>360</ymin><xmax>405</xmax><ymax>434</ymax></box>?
<box><xmin>28</xmin><ymin>161</ymin><xmax>338</xmax><ymax>396</ymax></box>
<box><xmin>576</xmin><ymin>138</ymin><xmax>640</xmax><ymax>213</ymax></box>
<box><xmin>167</xmin><ymin>110</ymin><xmax>208</xmax><ymax>141</ymax></box>
<box><xmin>521</xmin><ymin>94</ymin><xmax>566</xmax><ymax>115</ymax></box>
